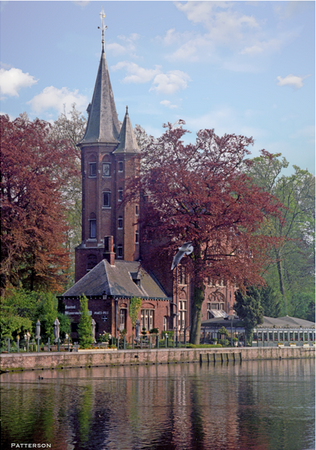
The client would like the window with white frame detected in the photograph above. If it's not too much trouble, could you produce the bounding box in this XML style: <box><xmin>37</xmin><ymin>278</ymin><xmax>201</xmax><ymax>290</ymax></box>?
<box><xmin>118</xmin><ymin>188</ymin><xmax>123</xmax><ymax>201</ymax></box>
<box><xmin>179</xmin><ymin>301</ymin><xmax>186</xmax><ymax>330</ymax></box>
<box><xmin>141</xmin><ymin>309</ymin><xmax>154</xmax><ymax>331</ymax></box>
<box><xmin>120</xmin><ymin>309</ymin><xmax>127</xmax><ymax>331</ymax></box>
<box><xmin>118</xmin><ymin>216</ymin><xmax>123</xmax><ymax>229</ymax></box>
<box><xmin>118</xmin><ymin>161</ymin><xmax>123</xmax><ymax>172</ymax></box>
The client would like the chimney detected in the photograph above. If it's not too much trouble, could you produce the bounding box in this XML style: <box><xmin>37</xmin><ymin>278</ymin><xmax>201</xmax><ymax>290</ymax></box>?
<box><xmin>103</xmin><ymin>236</ymin><xmax>115</xmax><ymax>265</ymax></box>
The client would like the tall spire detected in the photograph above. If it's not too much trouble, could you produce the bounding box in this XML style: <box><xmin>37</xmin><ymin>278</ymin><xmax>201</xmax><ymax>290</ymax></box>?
<box><xmin>79</xmin><ymin>9</ymin><xmax>120</xmax><ymax>145</ymax></box>
<box><xmin>114</xmin><ymin>106</ymin><xmax>140</xmax><ymax>154</ymax></box>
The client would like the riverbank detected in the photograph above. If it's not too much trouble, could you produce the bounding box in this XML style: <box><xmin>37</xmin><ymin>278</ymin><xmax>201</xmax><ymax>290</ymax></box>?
<box><xmin>0</xmin><ymin>346</ymin><xmax>314</xmax><ymax>373</ymax></box>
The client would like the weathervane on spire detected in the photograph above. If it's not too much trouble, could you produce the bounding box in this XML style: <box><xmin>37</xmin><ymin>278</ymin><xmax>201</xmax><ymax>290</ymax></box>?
<box><xmin>98</xmin><ymin>7</ymin><xmax>107</xmax><ymax>52</ymax></box>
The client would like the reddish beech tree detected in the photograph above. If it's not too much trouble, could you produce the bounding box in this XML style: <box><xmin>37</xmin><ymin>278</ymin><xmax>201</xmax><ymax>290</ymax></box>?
<box><xmin>0</xmin><ymin>114</ymin><xmax>79</xmax><ymax>293</ymax></box>
<box><xmin>126</xmin><ymin>122</ymin><xmax>285</xmax><ymax>344</ymax></box>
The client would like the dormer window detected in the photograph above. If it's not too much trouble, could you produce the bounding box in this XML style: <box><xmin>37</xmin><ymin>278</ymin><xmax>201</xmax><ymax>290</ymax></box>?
<box><xmin>131</xmin><ymin>272</ymin><xmax>141</xmax><ymax>287</ymax></box>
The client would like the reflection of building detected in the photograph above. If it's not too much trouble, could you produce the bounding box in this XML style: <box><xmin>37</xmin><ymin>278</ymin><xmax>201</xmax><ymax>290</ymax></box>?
<box><xmin>60</xmin><ymin>11</ymin><xmax>235</xmax><ymax>342</ymax></box>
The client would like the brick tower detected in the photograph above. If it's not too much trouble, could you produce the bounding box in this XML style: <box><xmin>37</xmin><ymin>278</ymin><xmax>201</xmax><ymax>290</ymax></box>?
<box><xmin>75</xmin><ymin>12</ymin><xmax>140</xmax><ymax>282</ymax></box>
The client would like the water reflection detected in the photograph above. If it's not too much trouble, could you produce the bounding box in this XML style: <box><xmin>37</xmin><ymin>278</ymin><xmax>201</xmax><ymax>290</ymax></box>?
<box><xmin>1</xmin><ymin>359</ymin><xmax>314</xmax><ymax>450</ymax></box>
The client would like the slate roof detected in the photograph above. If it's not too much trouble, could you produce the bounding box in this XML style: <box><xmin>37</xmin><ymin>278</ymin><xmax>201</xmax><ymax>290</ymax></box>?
<box><xmin>79</xmin><ymin>50</ymin><xmax>121</xmax><ymax>145</ymax></box>
<box><xmin>257</xmin><ymin>316</ymin><xmax>315</xmax><ymax>329</ymax></box>
<box><xmin>201</xmin><ymin>315</ymin><xmax>315</xmax><ymax>329</ymax></box>
<box><xmin>114</xmin><ymin>107</ymin><xmax>140</xmax><ymax>154</ymax></box>
<box><xmin>62</xmin><ymin>259</ymin><xmax>170</xmax><ymax>300</ymax></box>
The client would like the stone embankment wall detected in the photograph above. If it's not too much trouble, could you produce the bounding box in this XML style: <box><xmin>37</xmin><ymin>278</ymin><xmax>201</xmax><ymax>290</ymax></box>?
<box><xmin>1</xmin><ymin>346</ymin><xmax>314</xmax><ymax>373</ymax></box>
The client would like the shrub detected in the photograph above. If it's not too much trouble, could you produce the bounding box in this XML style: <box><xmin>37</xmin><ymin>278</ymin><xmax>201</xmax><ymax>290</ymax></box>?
<box><xmin>78</xmin><ymin>295</ymin><xmax>93</xmax><ymax>349</ymax></box>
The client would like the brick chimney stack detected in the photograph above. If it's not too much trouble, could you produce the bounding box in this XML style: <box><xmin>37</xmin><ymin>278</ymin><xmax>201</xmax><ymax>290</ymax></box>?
<box><xmin>103</xmin><ymin>236</ymin><xmax>115</xmax><ymax>266</ymax></box>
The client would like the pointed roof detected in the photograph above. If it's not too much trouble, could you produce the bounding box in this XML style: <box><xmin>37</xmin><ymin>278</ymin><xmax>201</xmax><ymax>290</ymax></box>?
<box><xmin>62</xmin><ymin>259</ymin><xmax>170</xmax><ymax>300</ymax></box>
<box><xmin>80</xmin><ymin>50</ymin><xmax>121</xmax><ymax>145</ymax></box>
<box><xmin>114</xmin><ymin>106</ymin><xmax>140</xmax><ymax>154</ymax></box>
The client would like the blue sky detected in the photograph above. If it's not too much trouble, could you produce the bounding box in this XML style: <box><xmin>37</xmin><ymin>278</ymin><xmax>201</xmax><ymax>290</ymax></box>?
<box><xmin>1</xmin><ymin>1</ymin><xmax>315</xmax><ymax>173</ymax></box>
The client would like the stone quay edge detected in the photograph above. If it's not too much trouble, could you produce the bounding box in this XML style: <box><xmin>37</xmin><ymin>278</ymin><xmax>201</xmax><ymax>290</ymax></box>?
<box><xmin>0</xmin><ymin>346</ymin><xmax>315</xmax><ymax>373</ymax></box>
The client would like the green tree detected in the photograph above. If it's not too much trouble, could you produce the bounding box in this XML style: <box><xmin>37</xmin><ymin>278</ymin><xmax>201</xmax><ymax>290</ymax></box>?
<box><xmin>234</xmin><ymin>286</ymin><xmax>264</xmax><ymax>345</ymax></box>
<box><xmin>0</xmin><ymin>287</ymin><xmax>37</xmax><ymax>340</ymax></box>
<box><xmin>259</xmin><ymin>285</ymin><xmax>281</xmax><ymax>318</ymax></box>
<box><xmin>78</xmin><ymin>295</ymin><xmax>93</xmax><ymax>348</ymax></box>
<box><xmin>129</xmin><ymin>296</ymin><xmax>142</xmax><ymax>331</ymax></box>
<box><xmin>37</xmin><ymin>292</ymin><xmax>57</xmax><ymax>342</ymax></box>
<box><xmin>245</xmin><ymin>151</ymin><xmax>315</xmax><ymax>317</ymax></box>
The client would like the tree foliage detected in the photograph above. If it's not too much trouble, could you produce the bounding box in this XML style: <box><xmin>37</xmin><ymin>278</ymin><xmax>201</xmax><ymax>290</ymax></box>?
<box><xmin>0</xmin><ymin>286</ymin><xmax>70</xmax><ymax>341</ymax></box>
<box><xmin>126</xmin><ymin>122</ymin><xmax>285</xmax><ymax>343</ymax></box>
<box><xmin>129</xmin><ymin>296</ymin><xmax>142</xmax><ymax>328</ymax></box>
<box><xmin>234</xmin><ymin>286</ymin><xmax>264</xmax><ymax>344</ymax></box>
<box><xmin>1</xmin><ymin>114</ymin><xmax>79</xmax><ymax>292</ymax></box>
<box><xmin>245</xmin><ymin>151</ymin><xmax>315</xmax><ymax>318</ymax></box>
<box><xmin>78</xmin><ymin>295</ymin><xmax>93</xmax><ymax>348</ymax></box>
<box><xmin>0</xmin><ymin>287</ymin><xmax>36</xmax><ymax>340</ymax></box>
<box><xmin>50</xmin><ymin>104</ymin><xmax>86</xmax><ymax>265</ymax></box>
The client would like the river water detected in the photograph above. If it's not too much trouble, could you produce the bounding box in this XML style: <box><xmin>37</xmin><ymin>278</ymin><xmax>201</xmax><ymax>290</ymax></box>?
<box><xmin>1</xmin><ymin>358</ymin><xmax>314</xmax><ymax>450</ymax></box>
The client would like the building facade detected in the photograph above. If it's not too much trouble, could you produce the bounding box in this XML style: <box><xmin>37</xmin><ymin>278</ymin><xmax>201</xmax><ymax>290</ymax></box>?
<box><xmin>61</xmin><ymin>13</ymin><xmax>236</xmax><ymax>343</ymax></box>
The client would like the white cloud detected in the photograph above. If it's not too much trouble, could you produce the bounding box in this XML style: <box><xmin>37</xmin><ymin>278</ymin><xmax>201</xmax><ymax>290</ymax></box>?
<box><xmin>151</xmin><ymin>71</ymin><xmax>190</xmax><ymax>95</ymax></box>
<box><xmin>276</xmin><ymin>74</ymin><xmax>310</xmax><ymax>89</ymax></box>
<box><xmin>28</xmin><ymin>86</ymin><xmax>88</xmax><ymax>115</ymax></box>
<box><xmin>111</xmin><ymin>62</ymin><xmax>161</xmax><ymax>84</ymax></box>
<box><xmin>107</xmin><ymin>33</ymin><xmax>140</xmax><ymax>56</ymax></box>
<box><xmin>72</xmin><ymin>1</ymin><xmax>90</xmax><ymax>7</ymax></box>
<box><xmin>175</xmin><ymin>1</ymin><xmax>259</xmax><ymax>41</ymax></box>
<box><xmin>240</xmin><ymin>38</ymin><xmax>282</xmax><ymax>56</ymax></box>
<box><xmin>0</xmin><ymin>67</ymin><xmax>38</xmax><ymax>97</ymax></box>
<box><xmin>106</xmin><ymin>42</ymin><xmax>127</xmax><ymax>55</ymax></box>
<box><xmin>112</xmin><ymin>62</ymin><xmax>190</xmax><ymax>95</ymax></box>
<box><xmin>160</xmin><ymin>100</ymin><xmax>178</xmax><ymax>109</ymax></box>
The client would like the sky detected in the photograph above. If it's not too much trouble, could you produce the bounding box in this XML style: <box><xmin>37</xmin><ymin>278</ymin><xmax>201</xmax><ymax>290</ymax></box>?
<box><xmin>0</xmin><ymin>0</ymin><xmax>315</xmax><ymax>173</ymax></box>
